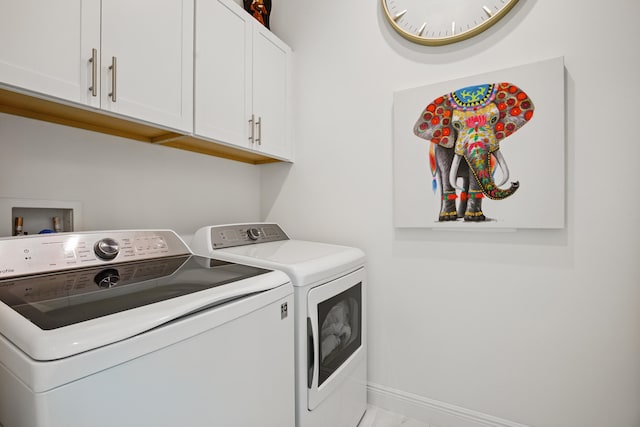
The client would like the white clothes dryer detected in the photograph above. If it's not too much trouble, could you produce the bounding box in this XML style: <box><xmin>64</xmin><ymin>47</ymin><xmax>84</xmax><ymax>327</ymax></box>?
<box><xmin>190</xmin><ymin>223</ymin><xmax>367</xmax><ymax>427</ymax></box>
<box><xmin>0</xmin><ymin>230</ymin><xmax>294</xmax><ymax>427</ymax></box>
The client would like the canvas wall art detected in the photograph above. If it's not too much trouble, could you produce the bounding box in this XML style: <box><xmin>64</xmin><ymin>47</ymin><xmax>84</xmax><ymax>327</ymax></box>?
<box><xmin>393</xmin><ymin>57</ymin><xmax>565</xmax><ymax>229</ymax></box>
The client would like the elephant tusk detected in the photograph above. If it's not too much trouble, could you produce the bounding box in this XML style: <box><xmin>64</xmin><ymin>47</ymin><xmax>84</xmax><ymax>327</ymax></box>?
<box><xmin>449</xmin><ymin>154</ymin><xmax>465</xmax><ymax>191</ymax></box>
<box><xmin>494</xmin><ymin>150</ymin><xmax>510</xmax><ymax>187</ymax></box>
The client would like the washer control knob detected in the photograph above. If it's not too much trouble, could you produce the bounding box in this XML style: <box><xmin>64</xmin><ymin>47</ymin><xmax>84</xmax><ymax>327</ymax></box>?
<box><xmin>94</xmin><ymin>238</ymin><xmax>120</xmax><ymax>260</ymax></box>
<box><xmin>247</xmin><ymin>228</ymin><xmax>262</xmax><ymax>241</ymax></box>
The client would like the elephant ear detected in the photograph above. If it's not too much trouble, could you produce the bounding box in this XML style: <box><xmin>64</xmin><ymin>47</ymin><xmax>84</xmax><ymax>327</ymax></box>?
<box><xmin>493</xmin><ymin>82</ymin><xmax>535</xmax><ymax>141</ymax></box>
<box><xmin>413</xmin><ymin>95</ymin><xmax>455</xmax><ymax>148</ymax></box>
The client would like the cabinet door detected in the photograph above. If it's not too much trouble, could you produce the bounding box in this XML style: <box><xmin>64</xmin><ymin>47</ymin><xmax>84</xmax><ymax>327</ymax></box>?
<box><xmin>100</xmin><ymin>0</ymin><xmax>193</xmax><ymax>132</ymax></box>
<box><xmin>252</xmin><ymin>25</ymin><xmax>292</xmax><ymax>160</ymax></box>
<box><xmin>0</xmin><ymin>0</ymin><xmax>100</xmax><ymax>107</ymax></box>
<box><xmin>194</xmin><ymin>0</ymin><xmax>252</xmax><ymax>149</ymax></box>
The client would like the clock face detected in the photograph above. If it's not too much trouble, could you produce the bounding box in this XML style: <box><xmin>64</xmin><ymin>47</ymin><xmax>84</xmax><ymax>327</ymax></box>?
<box><xmin>382</xmin><ymin>0</ymin><xmax>519</xmax><ymax>46</ymax></box>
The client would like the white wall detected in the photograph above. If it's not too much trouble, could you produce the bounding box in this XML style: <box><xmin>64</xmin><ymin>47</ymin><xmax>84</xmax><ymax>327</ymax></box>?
<box><xmin>0</xmin><ymin>113</ymin><xmax>261</xmax><ymax>237</ymax></box>
<box><xmin>263</xmin><ymin>1</ymin><xmax>640</xmax><ymax>427</ymax></box>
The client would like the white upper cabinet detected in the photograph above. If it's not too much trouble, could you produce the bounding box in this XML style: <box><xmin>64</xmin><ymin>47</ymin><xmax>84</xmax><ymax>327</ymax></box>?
<box><xmin>0</xmin><ymin>0</ymin><xmax>101</xmax><ymax>107</ymax></box>
<box><xmin>252</xmin><ymin>25</ymin><xmax>291</xmax><ymax>160</ymax></box>
<box><xmin>194</xmin><ymin>0</ymin><xmax>252</xmax><ymax>147</ymax></box>
<box><xmin>0</xmin><ymin>0</ymin><xmax>290</xmax><ymax>163</ymax></box>
<box><xmin>0</xmin><ymin>0</ymin><xmax>193</xmax><ymax>133</ymax></box>
<box><xmin>100</xmin><ymin>0</ymin><xmax>193</xmax><ymax>132</ymax></box>
<box><xmin>194</xmin><ymin>0</ymin><xmax>292</xmax><ymax>161</ymax></box>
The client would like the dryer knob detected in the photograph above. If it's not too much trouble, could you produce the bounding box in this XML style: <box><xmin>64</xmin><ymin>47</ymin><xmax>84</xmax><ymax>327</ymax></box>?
<box><xmin>94</xmin><ymin>238</ymin><xmax>120</xmax><ymax>260</ymax></box>
<box><xmin>247</xmin><ymin>228</ymin><xmax>262</xmax><ymax>241</ymax></box>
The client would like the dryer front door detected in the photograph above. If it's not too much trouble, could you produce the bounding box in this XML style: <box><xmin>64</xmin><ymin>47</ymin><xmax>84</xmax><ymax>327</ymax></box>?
<box><xmin>307</xmin><ymin>268</ymin><xmax>365</xmax><ymax>410</ymax></box>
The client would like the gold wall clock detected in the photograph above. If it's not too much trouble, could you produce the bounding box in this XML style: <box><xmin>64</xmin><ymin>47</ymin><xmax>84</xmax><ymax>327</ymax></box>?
<box><xmin>382</xmin><ymin>0</ymin><xmax>519</xmax><ymax>46</ymax></box>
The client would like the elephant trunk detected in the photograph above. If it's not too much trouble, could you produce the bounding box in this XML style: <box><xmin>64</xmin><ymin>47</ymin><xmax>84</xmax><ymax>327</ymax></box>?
<box><xmin>456</xmin><ymin>149</ymin><xmax>519</xmax><ymax>200</ymax></box>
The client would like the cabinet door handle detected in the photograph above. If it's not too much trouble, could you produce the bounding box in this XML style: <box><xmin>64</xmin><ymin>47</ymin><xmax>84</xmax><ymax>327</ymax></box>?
<box><xmin>248</xmin><ymin>114</ymin><xmax>255</xmax><ymax>143</ymax></box>
<box><xmin>88</xmin><ymin>48</ymin><xmax>98</xmax><ymax>97</ymax></box>
<box><xmin>108</xmin><ymin>56</ymin><xmax>117</xmax><ymax>102</ymax></box>
<box><xmin>256</xmin><ymin>116</ymin><xmax>262</xmax><ymax>145</ymax></box>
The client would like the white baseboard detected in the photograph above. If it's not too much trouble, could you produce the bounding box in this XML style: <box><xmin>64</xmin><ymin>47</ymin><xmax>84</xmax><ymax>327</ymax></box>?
<box><xmin>367</xmin><ymin>382</ymin><xmax>531</xmax><ymax>427</ymax></box>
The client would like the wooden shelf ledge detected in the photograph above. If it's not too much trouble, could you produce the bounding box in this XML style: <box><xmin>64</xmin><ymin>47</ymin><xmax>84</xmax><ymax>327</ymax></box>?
<box><xmin>0</xmin><ymin>88</ymin><xmax>282</xmax><ymax>165</ymax></box>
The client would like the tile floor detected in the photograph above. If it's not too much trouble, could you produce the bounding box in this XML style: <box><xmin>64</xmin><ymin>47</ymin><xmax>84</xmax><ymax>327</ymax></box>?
<box><xmin>358</xmin><ymin>405</ymin><xmax>429</xmax><ymax>427</ymax></box>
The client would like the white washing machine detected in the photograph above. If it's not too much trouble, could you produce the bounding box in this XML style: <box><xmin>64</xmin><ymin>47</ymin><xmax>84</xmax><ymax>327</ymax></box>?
<box><xmin>190</xmin><ymin>223</ymin><xmax>367</xmax><ymax>427</ymax></box>
<box><xmin>0</xmin><ymin>230</ymin><xmax>294</xmax><ymax>427</ymax></box>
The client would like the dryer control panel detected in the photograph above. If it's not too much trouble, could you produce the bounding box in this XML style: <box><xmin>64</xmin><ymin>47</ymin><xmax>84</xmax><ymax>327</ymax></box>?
<box><xmin>0</xmin><ymin>230</ymin><xmax>190</xmax><ymax>279</ymax></box>
<box><xmin>208</xmin><ymin>223</ymin><xmax>289</xmax><ymax>249</ymax></box>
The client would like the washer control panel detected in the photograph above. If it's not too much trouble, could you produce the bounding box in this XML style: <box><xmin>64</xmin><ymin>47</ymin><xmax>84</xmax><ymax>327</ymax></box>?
<box><xmin>209</xmin><ymin>223</ymin><xmax>289</xmax><ymax>249</ymax></box>
<box><xmin>0</xmin><ymin>230</ymin><xmax>190</xmax><ymax>279</ymax></box>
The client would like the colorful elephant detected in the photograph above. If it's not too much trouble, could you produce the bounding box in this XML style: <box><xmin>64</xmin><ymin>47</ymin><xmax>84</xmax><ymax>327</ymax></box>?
<box><xmin>413</xmin><ymin>82</ymin><xmax>534</xmax><ymax>222</ymax></box>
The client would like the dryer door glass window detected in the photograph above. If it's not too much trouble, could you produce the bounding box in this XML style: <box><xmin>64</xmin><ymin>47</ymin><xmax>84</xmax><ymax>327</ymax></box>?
<box><xmin>317</xmin><ymin>282</ymin><xmax>362</xmax><ymax>386</ymax></box>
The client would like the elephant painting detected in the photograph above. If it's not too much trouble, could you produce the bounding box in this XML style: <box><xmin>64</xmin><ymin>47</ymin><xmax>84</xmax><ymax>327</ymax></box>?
<box><xmin>413</xmin><ymin>82</ymin><xmax>534</xmax><ymax>222</ymax></box>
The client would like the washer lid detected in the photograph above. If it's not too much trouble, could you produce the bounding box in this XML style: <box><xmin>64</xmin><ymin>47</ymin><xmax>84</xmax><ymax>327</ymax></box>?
<box><xmin>0</xmin><ymin>255</ymin><xmax>288</xmax><ymax>361</ymax></box>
